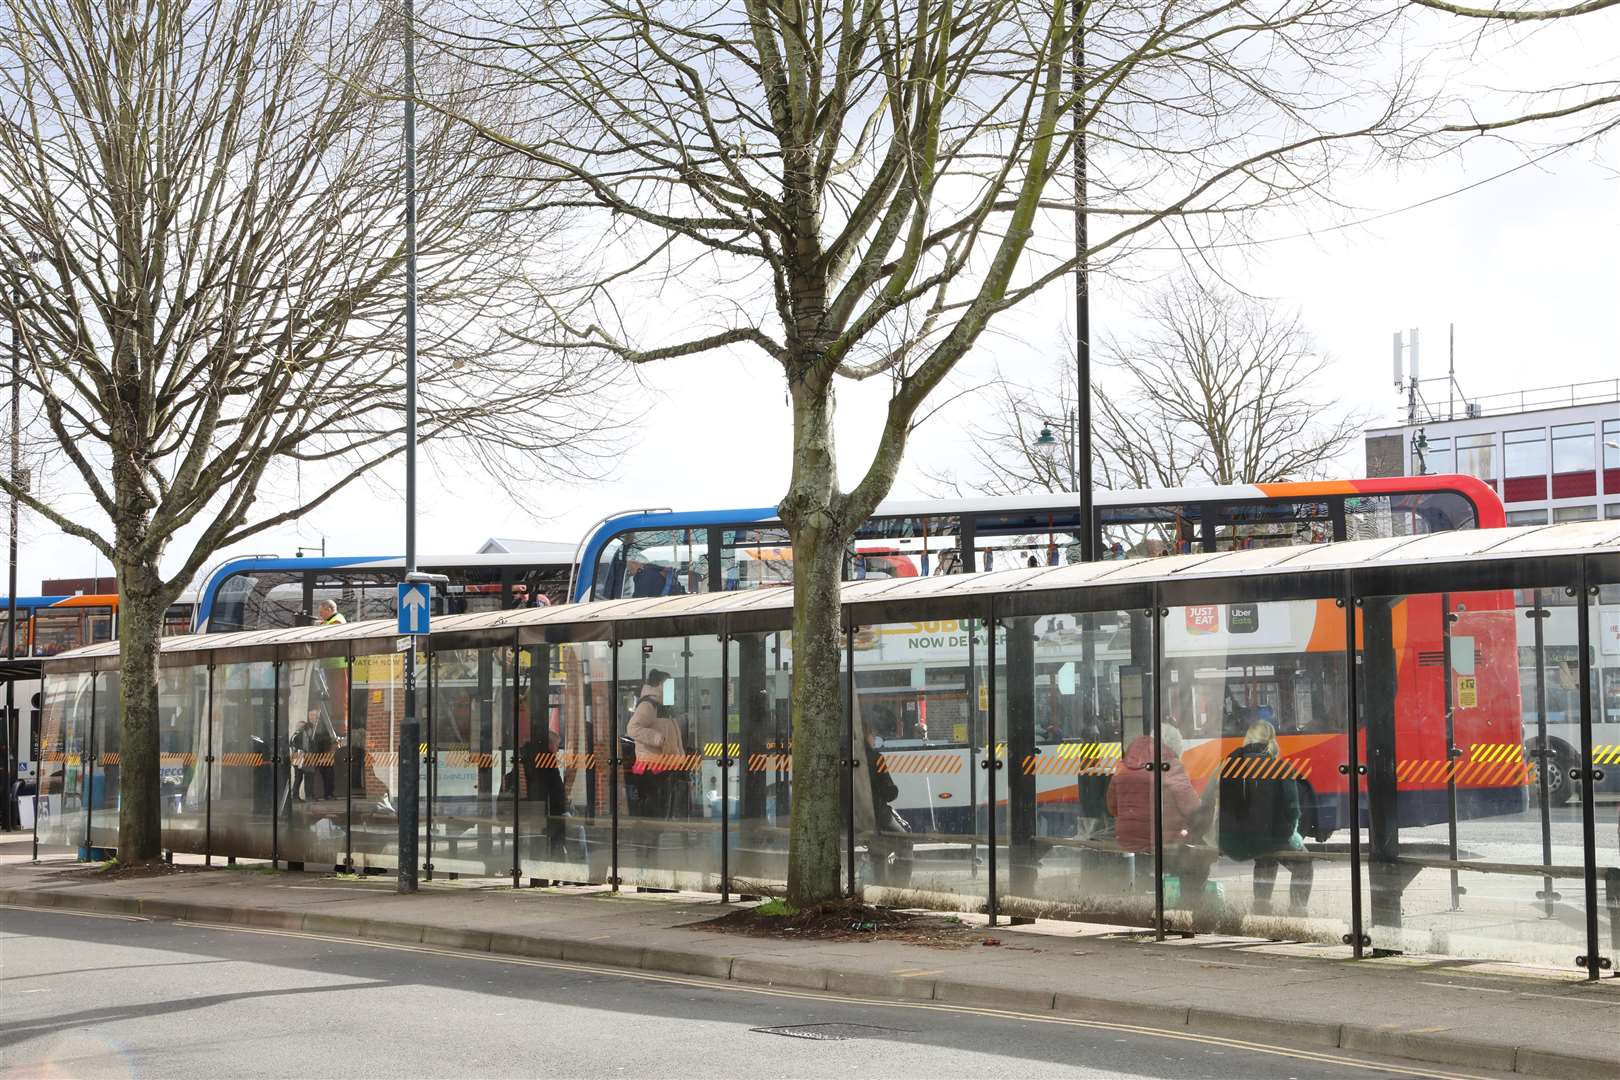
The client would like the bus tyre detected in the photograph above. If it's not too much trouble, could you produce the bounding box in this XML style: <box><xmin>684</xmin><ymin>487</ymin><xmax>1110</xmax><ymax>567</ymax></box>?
<box><xmin>1540</xmin><ymin>746</ymin><xmax>1574</xmax><ymax>808</ymax></box>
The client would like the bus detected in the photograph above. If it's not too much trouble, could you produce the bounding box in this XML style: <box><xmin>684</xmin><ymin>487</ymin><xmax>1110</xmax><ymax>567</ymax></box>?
<box><xmin>570</xmin><ymin>476</ymin><xmax>1502</xmax><ymax>601</ymax></box>
<box><xmin>194</xmin><ymin>548</ymin><xmax>577</xmax><ymax>633</ymax></box>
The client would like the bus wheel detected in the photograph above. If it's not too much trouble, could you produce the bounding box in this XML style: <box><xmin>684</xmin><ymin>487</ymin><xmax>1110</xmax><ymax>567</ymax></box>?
<box><xmin>1540</xmin><ymin>747</ymin><xmax>1574</xmax><ymax>808</ymax></box>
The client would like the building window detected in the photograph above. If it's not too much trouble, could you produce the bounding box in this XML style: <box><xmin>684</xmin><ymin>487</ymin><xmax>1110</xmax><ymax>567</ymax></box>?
<box><xmin>1502</xmin><ymin>428</ymin><xmax>1547</xmax><ymax>502</ymax></box>
<box><xmin>1552</xmin><ymin>505</ymin><xmax>1597</xmax><ymax>523</ymax></box>
<box><xmin>1455</xmin><ymin>433</ymin><xmax>1497</xmax><ymax>486</ymax></box>
<box><xmin>1550</xmin><ymin>422</ymin><xmax>1596</xmax><ymax>499</ymax></box>
<box><xmin>1417</xmin><ymin>435</ymin><xmax>1452</xmax><ymax>475</ymax></box>
<box><xmin>1606</xmin><ymin>502</ymin><xmax>1620</xmax><ymax>520</ymax></box>
<box><xmin>1605</xmin><ymin>418</ymin><xmax>1620</xmax><ymax>493</ymax></box>
<box><xmin>1505</xmin><ymin>509</ymin><xmax>1548</xmax><ymax>526</ymax></box>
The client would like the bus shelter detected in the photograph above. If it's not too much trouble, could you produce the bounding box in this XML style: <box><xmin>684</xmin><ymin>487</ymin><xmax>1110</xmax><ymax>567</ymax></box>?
<box><xmin>37</xmin><ymin>523</ymin><xmax>1620</xmax><ymax>978</ymax></box>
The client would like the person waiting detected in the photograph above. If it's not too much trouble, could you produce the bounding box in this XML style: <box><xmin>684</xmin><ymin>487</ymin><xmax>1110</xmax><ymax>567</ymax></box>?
<box><xmin>1218</xmin><ymin>719</ymin><xmax>1314</xmax><ymax>916</ymax></box>
<box><xmin>1106</xmin><ymin>725</ymin><xmax>1215</xmax><ymax>908</ymax></box>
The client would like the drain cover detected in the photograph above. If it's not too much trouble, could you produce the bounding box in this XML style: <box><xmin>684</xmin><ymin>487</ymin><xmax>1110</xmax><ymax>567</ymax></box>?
<box><xmin>751</xmin><ymin>1023</ymin><xmax>905</xmax><ymax>1042</ymax></box>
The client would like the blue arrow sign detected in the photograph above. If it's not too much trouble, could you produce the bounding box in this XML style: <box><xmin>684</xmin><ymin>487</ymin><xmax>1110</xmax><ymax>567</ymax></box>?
<box><xmin>397</xmin><ymin>582</ymin><xmax>431</xmax><ymax>635</ymax></box>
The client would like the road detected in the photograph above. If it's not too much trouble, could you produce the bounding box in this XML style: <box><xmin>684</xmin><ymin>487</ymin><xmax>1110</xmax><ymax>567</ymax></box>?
<box><xmin>1</xmin><ymin>907</ymin><xmax>1506</xmax><ymax>1080</ymax></box>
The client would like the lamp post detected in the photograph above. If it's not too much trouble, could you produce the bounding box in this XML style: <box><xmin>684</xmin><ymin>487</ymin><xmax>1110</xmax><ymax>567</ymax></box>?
<box><xmin>397</xmin><ymin>0</ymin><xmax>421</xmax><ymax>894</ymax></box>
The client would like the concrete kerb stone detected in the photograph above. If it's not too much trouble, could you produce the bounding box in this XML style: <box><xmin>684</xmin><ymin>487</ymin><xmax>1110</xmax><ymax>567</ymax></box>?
<box><xmin>357</xmin><ymin>918</ymin><xmax>426</xmax><ymax>945</ymax></box>
<box><xmin>228</xmin><ymin>906</ymin><xmax>305</xmax><ymax>932</ymax></box>
<box><xmin>1513</xmin><ymin>1045</ymin><xmax>1620</xmax><ymax>1080</ymax></box>
<box><xmin>933</xmin><ymin>980</ymin><xmax>1056</xmax><ymax>1014</ymax></box>
<box><xmin>422</xmin><ymin>926</ymin><xmax>494</xmax><ymax>953</ymax></box>
<box><xmin>1052</xmin><ymin>992</ymin><xmax>1190</xmax><ymax>1031</ymax></box>
<box><xmin>1186</xmin><ymin>1008</ymin><xmax>1342</xmax><ymax>1049</ymax></box>
<box><xmin>487</xmin><ymin>931</ymin><xmax>565</xmax><ymax>960</ymax></box>
<box><xmin>730</xmin><ymin>957</ymin><xmax>830</xmax><ymax>991</ymax></box>
<box><xmin>639</xmin><ymin>946</ymin><xmax>734</xmax><ymax>981</ymax></box>
<box><xmin>561</xmin><ymin>939</ymin><xmax>646</xmax><ymax>970</ymax></box>
<box><xmin>300</xmin><ymin>911</ymin><xmax>367</xmax><ymax>938</ymax></box>
<box><xmin>1340</xmin><ymin>1025</ymin><xmax>1519</xmax><ymax>1073</ymax></box>
<box><xmin>827</xmin><ymin>970</ymin><xmax>937</xmax><ymax>1001</ymax></box>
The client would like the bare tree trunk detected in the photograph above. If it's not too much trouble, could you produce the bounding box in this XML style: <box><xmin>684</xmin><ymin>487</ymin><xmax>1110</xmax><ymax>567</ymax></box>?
<box><xmin>783</xmin><ymin>373</ymin><xmax>846</xmax><ymax>906</ymax></box>
<box><xmin>115</xmin><ymin>564</ymin><xmax>165</xmax><ymax>863</ymax></box>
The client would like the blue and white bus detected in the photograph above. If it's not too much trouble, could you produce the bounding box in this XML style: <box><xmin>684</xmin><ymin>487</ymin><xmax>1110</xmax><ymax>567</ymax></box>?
<box><xmin>194</xmin><ymin>547</ymin><xmax>577</xmax><ymax>633</ymax></box>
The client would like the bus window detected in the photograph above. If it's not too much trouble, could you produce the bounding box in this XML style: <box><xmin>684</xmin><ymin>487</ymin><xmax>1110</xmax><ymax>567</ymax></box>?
<box><xmin>211</xmin><ymin>570</ymin><xmax>305</xmax><ymax>632</ymax></box>
<box><xmin>972</xmin><ymin>511</ymin><xmax>1081</xmax><ymax>570</ymax></box>
<box><xmin>1214</xmin><ymin>500</ymin><xmax>1332</xmax><ymax>551</ymax></box>
<box><xmin>87</xmin><ymin>610</ymin><xmax>113</xmax><ymax>645</ymax></box>
<box><xmin>595</xmin><ymin>529</ymin><xmax>708</xmax><ymax>599</ymax></box>
<box><xmin>1344</xmin><ymin>492</ymin><xmax>1477</xmax><ymax>540</ymax></box>
<box><xmin>162</xmin><ymin>603</ymin><xmax>195</xmax><ymax>636</ymax></box>
<box><xmin>33</xmin><ymin>610</ymin><xmax>85</xmax><ymax>656</ymax></box>
<box><xmin>1100</xmin><ymin>503</ymin><xmax>1199</xmax><ymax>558</ymax></box>
<box><xmin>720</xmin><ymin>528</ymin><xmax>791</xmax><ymax>593</ymax></box>
<box><xmin>0</xmin><ymin>610</ymin><xmax>33</xmax><ymax>655</ymax></box>
<box><xmin>312</xmin><ymin>571</ymin><xmax>435</xmax><ymax>623</ymax></box>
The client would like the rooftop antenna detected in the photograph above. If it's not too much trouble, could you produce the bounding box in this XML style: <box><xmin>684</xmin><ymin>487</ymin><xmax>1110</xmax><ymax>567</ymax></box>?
<box><xmin>1394</xmin><ymin>328</ymin><xmax>1421</xmax><ymax>424</ymax></box>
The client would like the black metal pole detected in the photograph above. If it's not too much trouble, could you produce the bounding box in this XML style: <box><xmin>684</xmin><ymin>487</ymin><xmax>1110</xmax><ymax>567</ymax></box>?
<box><xmin>1151</xmin><ymin>603</ymin><xmax>1165</xmax><ymax>941</ymax></box>
<box><xmin>1344</xmin><ymin>593</ymin><xmax>1365</xmax><ymax>959</ymax></box>
<box><xmin>204</xmin><ymin>661</ymin><xmax>214</xmax><ymax>867</ymax></box>
<box><xmin>1441</xmin><ymin>596</ymin><xmax>1460</xmax><ymax>910</ymax></box>
<box><xmin>1072</xmin><ymin>0</ymin><xmax>1094</xmax><ymax>564</ymax></box>
<box><xmin>1574</xmin><ymin>575</ymin><xmax>1600</xmax><ymax>980</ymax></box>
<box><xmin>396</xmin><ymin>0</ymin><xmax>421</xmax><ymax>895</ymax></box>
<box><xmin>610</xmin><ymin>635</ymin><xmax>619</xmax><ymax>892</ymax></box>
<box><xmin>1529</xmin><ymin>595</ymin><xmax>1555</xmax><ymax>917</ymax></box>
<box><xmin>511</xmin><ymin>640</ymin><xmax>520</xmax><ymax>888</ymax></box>
<box><xmin>844</xmin><ymin>624</ymin><xmax>855</xmax><ymax>898</ymax></box>
<box><xmin>344</xmin><ymin>652</ymin><xmax>353</xmax><ymax>874</ymax></box>
<box><xmin>83</xmin><ymin>673</ymin><xmax>96</xmax><ymax>854</ymax></box>
<box><xmin>720</xmin><ymin>633</ymin><xmax>730</xmax><ymax>902</ymax></box>
<box><xmin>424</xmin><ymin>649</ymin><xmax>434</xmax><ymax>882</ymax></box>
<box><xmin>985</xmin><ymin>604</ymin><xmax>998</xmax><ymax>927</ymax></box>
<box><xmin>272</xmin><ymin>660</ymin><xmax>280</xmax><ymax>868</ymax></box>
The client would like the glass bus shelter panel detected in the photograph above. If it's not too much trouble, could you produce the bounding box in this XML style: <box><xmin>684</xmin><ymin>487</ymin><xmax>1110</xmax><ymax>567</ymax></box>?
<box><xmin>851</xmin><ymin>617</ymin><xmax>987</xmax><ymax>911</ymax></box>
<box><xmin>1158</xmin><ymin>599</ymin><xmax>1352</xmax><ymax>938</ymax></box>
<box><xmin>429</xmin><ymin>646</ymin><xmax>513</xmax><ymax>879</ymax></box>
<box><xmin>524</xmin><ymin>640</ymin><xmax>613</xmax><ymax>884</ymax></box>
<box><xmin>1590</xmin><ymin>584</ymin><xmax>1620</xmax><ymax>969</ymax></box>
<box><xmin>211</xmin><ymin>661</ymin><xmax>277</xmax><ymax>860</ymax></box>
<box><xmin>729</xmin><ymin>630</ymin><xmax>797</xmax><ymax>892</ymax></box>
<box><xmin>1357</xmin><ymin>585</ymin><xmax>1584</xmax><ymax>968</ymax></box>
<box><xmin>158</xmin><ymin>665</ymin><xmax>210</xmax><ymax>855</ymax></box>
<box><xmin>348</xmin><ymin>651</ymin><xmax>406</xmax><ymax>871</ymax></box>
<box><xmin>994</xmin><ymin>609</ymin><xmax>1152</xmax><ymax>925</ymax></box>
<box><xmin>514</xmin><ymin>643</ymin><xmax>593</xmax><ymax>884</ymax></box>
<box><xmin>617</xmin><ymin>632</ymin><xmax>723</xmax><ymax>892</ymax></box>
<box><xmin>279</xmin><ymin>657</ymin><xmax>346</xmax><ymax>869</ymax></box>
<box><xmin>89</xmin><ymin>671</ymin><xmax>122</xmax><ymax>850</ymax></box>
<box><xmin>36</xmin><ymin>671</ymin><xmax>91</xmax><ymax>849</ymax></box>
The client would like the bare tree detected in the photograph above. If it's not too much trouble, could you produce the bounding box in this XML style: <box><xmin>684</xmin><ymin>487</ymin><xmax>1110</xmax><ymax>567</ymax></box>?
<box><xmin>1408</xmin><ymin>0</ymin><xmax>1620</xmax><ymax>146</ymax></box>
<box><xmin>0</xmin><ymin>0</ymin><xmax>620</xmax><ymax>863</ymax></box>
<box><xmin>930</xmin><ymin>277</ymin><xmax>1363</xmax><ymax>512</ymax></box>
<box><xmin>432</xmin><ymin>0</ymin><xmax>1418</xmax><ymax>903</ymax></box>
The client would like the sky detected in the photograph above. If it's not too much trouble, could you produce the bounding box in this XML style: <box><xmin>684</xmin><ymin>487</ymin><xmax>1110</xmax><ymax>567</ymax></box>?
<box><xmin>17</xmin><ymin>9</ymin><xmax>1620</xmax><ymax>595</ymax></box>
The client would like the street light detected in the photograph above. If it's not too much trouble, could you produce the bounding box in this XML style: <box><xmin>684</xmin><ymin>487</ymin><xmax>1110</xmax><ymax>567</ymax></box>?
<box><xmin>1411</xmin><ymin>428</ymin><xmax>1430</xmax><ymax>476</ymax></box>
<box><xmin>1034</xmin><ymin>425</ymin><xmax>1060</xmax><ymax>463</ymax></box>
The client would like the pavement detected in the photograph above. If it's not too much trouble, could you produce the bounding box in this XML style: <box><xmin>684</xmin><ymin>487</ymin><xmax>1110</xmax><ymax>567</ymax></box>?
<box><xmin>2</xmin><ymin>834</ymin><xmax>1617</xmax><ymax>1080</ymax></box>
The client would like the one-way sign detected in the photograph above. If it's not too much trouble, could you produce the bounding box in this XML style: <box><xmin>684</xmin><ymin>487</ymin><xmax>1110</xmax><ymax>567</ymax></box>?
<box><xmin>397</xmin><ymin>582</ymin><xmax>431</xmax><ymax>635</ymax></box>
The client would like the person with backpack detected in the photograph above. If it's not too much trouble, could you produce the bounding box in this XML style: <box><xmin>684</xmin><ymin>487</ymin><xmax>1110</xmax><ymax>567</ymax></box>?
<box><xmin>1218</xmin><ymin>719</ymin><xmax>1314</xmax><ymax>915</ymax></box>
<box><xmin>626</xmin><ymin>669</ymin><xmax>683</xmax><ymax>818</ymax></box>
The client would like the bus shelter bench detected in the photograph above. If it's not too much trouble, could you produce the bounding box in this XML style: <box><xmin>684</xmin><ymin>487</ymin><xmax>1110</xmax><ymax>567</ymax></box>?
<box><xmin>1392</xmin><ymin>855</ymin><xmax>1620</xmax><ymax>948</ymax></box>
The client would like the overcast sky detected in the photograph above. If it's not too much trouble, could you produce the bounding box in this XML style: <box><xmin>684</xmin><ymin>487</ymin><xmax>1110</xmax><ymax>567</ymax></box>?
<box><xmin>19</xmin><ymin>12</ymin><xmax>1619</xmax><ymax>595</ymax></box>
